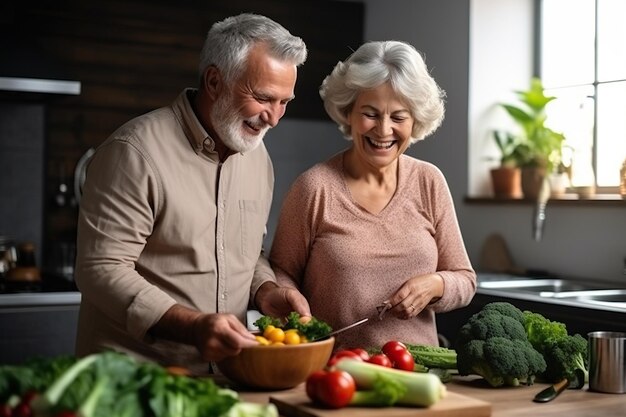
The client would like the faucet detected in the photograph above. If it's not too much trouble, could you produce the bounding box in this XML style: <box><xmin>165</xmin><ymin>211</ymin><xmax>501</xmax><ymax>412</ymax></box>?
<box><xmin>532</xmin><ymin>178</ymin><xmax>551</xmax><ymax>241</ymax></box>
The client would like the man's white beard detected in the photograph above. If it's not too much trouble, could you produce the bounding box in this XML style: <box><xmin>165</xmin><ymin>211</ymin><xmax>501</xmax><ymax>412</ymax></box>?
<box><xmin>211</xmin><ymin>92</ymin><xmax>269</xmax><ymax>154</ymax></box>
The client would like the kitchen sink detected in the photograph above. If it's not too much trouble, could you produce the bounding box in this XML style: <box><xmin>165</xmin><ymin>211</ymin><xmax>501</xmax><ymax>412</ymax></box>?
<box><xmin>477</xmin><ymin>273</ymin><xmax>626</xmax><ymax>312</ymax></box>
<box><xmin>478</xmin><ymin>278</ymin><xmax>592</xmax><ymax>294</ymax></box>
<box><xmin>549</xmin><ymin>289</ymin><xmax>626</xmax><ymax>308</ymax></box>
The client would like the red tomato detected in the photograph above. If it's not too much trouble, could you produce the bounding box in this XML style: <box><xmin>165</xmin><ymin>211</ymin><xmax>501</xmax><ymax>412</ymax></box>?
<box><xmin>349</xmin><ymin>348</ymin><xmax>370</xmax><ymax>361</ymax></box>
<box><xmin>19</xmin><ymin>391</ymin><xmax>37</xmax><ymax>406</ymax></box>
<box><xmin>305</xmin><ymin>370</ymin><xmax>326</xmax><ymax>401</ymax></box>
<box><xmin>326</xmin><ymin>350</ymin><xmax>362</xmax><ymax>367</ymax></box>
<box><xmin>367</xmin><ymin>353</ymin><xmax>393</xmax><ymax>367</ymax></box>
<box><xmin>388</xmin><ymin>349</ymin><xmax>415</xmax><ymax>371</ymax></box>
<box><xmin>0</xmin><ymin>404</ymin><xmax>11</xmax><ymax>417</ymax></box>
<box><xmin>382</xmin><ymin>340</ymin><xmax>407</xmax><ymax>357</ymax></box>
<box><xmin>315</xmin><ymin>370</ymin><xmax>355</xmax><ymax>408</ymax></box>
<box><xmin>11</xmin><ymin>403</ymin><xmax>31</xmax><ymax>417</ymax></box>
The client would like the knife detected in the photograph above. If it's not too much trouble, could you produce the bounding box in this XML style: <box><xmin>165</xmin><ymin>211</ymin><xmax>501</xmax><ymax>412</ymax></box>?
<box><xmin>533</xmin><ymin>378</ymin><xmax>569</xmax><ymax>403</ymax></box>
<box><xmin>532</xmin><ymin>369</ymin><xmax>586</xmax><ymax>403</ymax></box>
<box><xmin>310</xmin><ymin>318</ymin><xmax>369</xmax><ymax>342</ymax></box>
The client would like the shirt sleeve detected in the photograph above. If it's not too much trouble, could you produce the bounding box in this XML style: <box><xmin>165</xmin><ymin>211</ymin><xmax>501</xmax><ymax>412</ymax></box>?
<box><xmin>75</xmin><ymin>137</ymin><xmax>177</xmax><ymax>342</ymax></box>
<box><xmin>427</xmin><ymin>167</ymin><xmax>477</xmax><ymax>313</ymax></box>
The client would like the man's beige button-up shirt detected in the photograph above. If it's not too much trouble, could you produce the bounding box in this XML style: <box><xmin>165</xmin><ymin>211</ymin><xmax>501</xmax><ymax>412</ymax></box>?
<box><xmin>74</xmin><ymin>89</ymin><xmax>276</xmax><ymax>371</ymax></box>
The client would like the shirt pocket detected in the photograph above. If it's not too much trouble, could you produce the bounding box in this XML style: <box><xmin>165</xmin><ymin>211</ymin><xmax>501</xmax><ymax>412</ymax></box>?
<box><xmin>239</xmin><ymin>200</ymin><xmax>264</xmax><ymax>261</ymax></box>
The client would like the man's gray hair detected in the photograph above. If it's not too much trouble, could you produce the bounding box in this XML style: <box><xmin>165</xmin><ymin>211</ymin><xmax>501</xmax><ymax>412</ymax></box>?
<box><xmin>199</xmin><ymin>13</ymin><xmax>308</xmax><ymax>84</ymax></box>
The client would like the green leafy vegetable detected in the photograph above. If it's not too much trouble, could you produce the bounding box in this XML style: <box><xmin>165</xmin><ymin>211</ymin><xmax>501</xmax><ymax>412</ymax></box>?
<box><xmin>427</xmin><ymin>368</ymin><xmax>453</xmax><ymax>383</ymax></box>
<box><xmin>252</xmin><ymin>316</ymin><xmax>282</xmax><ymax>332</ymax></box>
<box><xmin>349</xmin><ymin>374</ymin><xmax>407</xmax><ymax>407</ymax></box>
<box><xmin>253</xmin><ymin>312</ymin><xmax>332</xmax><ymax>342</ymax></box>
<box><xmin>522</xmin><ymin>310</ymin><xmax>588</xmax><ymax>385</ymax></box>
<box><xmin>3</xmin><ymin>351</ymin><xmax>277</xmax><ymax>417</ymax></box>
<box><xmin>0</xmin><ymin>356</ymin><xmax>76</xmax><ymax>403</ymax></box>
<box><xmin>405</xmin><ymin>344</ymin><xmax>457</xmax><ymax>370</ymax></box>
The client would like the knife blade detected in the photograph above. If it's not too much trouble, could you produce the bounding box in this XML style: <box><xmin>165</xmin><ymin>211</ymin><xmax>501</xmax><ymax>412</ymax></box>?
<box><xmin>310</xmin><ymin>318</ymin><xmax>368</xmax><ymax>342</ymax></box>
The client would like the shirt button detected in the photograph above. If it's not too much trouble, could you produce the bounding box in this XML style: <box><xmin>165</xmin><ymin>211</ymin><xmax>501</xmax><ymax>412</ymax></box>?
<box><xmin>221</xmin><ymin>293</ymin><xmax>226</xmax><ymax>300</ymax></box>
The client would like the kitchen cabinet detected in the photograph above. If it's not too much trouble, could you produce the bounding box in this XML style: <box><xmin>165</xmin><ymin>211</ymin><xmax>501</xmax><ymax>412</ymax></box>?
<box><xmin>0</xmin><ymin>292</ymin><xmax>80</xmax><ymax>364</ymax></box>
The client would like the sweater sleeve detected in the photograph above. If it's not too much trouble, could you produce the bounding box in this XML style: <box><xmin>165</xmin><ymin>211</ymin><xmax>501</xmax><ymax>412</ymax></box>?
<box><xmin>427</xmin><ymin>167</ymin><xmax>477</xmax><ymax>313</ymax></box>
<box><xmin>269</xmin><ymin>170</ymin><xmax>323</xmax><ymax>291</ymax></box>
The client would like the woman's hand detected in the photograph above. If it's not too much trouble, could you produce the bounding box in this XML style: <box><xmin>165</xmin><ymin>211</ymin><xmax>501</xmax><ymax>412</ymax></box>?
<box><xmin>386</xmin><ymin>273</ymin><xmax>444</xmax><ymax>319</ymax></box>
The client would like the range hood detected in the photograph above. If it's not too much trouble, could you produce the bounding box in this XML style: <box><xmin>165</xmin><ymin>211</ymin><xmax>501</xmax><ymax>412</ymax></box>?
<box><xmin>0</xmin><ymin>77</ymin><xmax>80</xmax><ymax>95</ymax></box>
<box><xmin>0</xmin><ymin>36</ymin><xmax>81</xmax><ymax>97</ymax></box>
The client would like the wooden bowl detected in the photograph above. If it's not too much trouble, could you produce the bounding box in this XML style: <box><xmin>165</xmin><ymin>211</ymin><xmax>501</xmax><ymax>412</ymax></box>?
<box><xmin>216</xmin><ymin>337</ymin><xmax>334</xmax><ymax>390</ymax></box>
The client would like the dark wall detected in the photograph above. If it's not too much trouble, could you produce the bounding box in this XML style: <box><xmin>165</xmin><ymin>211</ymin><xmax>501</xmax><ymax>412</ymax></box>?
<box><xmin>0</xmin><ymin>0</ymin><xmax>364</xmax><ymax>269</ymax></box>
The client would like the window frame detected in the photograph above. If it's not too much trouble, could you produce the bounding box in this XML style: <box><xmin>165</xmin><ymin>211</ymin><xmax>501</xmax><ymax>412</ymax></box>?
<box><xmin>535</xmin><ymin>0</ymin><xmax>623</xmax><ymax>195</ymax></box>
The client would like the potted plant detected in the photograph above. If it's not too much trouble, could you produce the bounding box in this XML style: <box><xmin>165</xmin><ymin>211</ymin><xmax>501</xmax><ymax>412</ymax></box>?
<box><xmin>496</xmin><ymin>77</ymin><xmax>566</xmax><ymax>199</ymax></box>
<box><xmin>489</xmin><ymin>130</ymin><xmax>525</xmax><ymax>198</ymax></box>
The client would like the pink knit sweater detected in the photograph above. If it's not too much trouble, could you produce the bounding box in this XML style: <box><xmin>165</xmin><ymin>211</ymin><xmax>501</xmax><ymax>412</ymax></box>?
<box><xmin>269</xmin><ymin>151</ymin><xmax>476</xmax><ymax>350</ymax></box>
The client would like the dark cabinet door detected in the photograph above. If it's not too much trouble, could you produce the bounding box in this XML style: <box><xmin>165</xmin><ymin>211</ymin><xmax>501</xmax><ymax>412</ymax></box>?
<box><xmin>0</xmin><ymin>304</ymin><xmax>78</xmax><ymax>364</ymax></box>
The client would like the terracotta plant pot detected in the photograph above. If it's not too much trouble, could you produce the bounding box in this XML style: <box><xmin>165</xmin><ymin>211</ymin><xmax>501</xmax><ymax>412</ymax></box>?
<box><xmin>490</xmin><ymin>167</ymin><xmax>522</xmax><ymax>198</ymax></box>
<box><xmin>521</xmin><ymin>166</ymin><xmax>547</xmax><ymax>200</ymax></box>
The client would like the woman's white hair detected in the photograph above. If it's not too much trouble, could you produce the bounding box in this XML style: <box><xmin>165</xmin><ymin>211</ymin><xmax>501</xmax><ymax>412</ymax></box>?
<box><xmin>319</xmin><ymin>40</ymin><xmax>445</xmax><ymax>144</ymax></box>
<box><xmin>199</xmin><ymin>13</ymin><xmax>308</xmax><ymax>84</ymax></box>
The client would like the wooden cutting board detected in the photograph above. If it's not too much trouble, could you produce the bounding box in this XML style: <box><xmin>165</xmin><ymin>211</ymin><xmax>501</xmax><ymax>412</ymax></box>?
<box><xmin>269</xmin><ymin>390</ymin><xmax>491</xmax><ymax>417</ymax></box>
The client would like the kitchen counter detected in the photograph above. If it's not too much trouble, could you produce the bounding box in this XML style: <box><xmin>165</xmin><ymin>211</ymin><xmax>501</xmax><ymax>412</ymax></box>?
<box><xmin>0</xmin><ymin>291</ymin><xmax>80</xmax><ymax>308</ymax></box>
<box><xmin>236</xmin><ymin>376</ymin><xmax>626</xmax><ymax>417</ymax></box>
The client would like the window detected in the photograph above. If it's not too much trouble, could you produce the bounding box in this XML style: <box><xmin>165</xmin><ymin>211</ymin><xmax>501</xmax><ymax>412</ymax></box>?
<box><xmin>539</xmin><ymin>0</ymin><xmax>626</xmax><ymax>192</ymax></box>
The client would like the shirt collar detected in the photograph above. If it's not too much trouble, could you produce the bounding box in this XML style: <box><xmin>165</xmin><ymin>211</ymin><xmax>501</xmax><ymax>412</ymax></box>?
<box><xmin>172</xmin><ymin>88</ymin><xmax>216</xmax><ymax>155</ymax></box>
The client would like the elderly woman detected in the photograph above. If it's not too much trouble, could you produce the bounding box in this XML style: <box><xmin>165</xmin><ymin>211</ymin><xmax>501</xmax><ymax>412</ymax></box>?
<box><xmin>269</xmin><ymin>40</ymin><xmax>476</xmax><ymax>350</ymax></box>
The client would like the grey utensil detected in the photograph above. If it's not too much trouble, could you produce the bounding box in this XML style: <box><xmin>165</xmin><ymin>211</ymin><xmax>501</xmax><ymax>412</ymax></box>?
<box><xmin>310</xmin><ymin>318</ymin><xmax>368</xmax><ymax>342</ymax></box>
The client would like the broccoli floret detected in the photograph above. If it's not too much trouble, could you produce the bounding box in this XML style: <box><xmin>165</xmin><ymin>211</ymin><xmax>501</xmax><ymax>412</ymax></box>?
<box><xmin>539</xmin><ymin>334</ymin><xmax>588</xmax><ymax>385</ymax></box>
<box><xmin>523</xmin><ymin>310</ymin><xmax>568</xmax><ymax>350</ymax></box>
<box><xmin>456</xmin><ymin>305</ymin><xmax>527</xmax><ymax>347</ymax></box>
<box><xmin>481</xmin><ymin>302</ymin><xmax>525</xmax><ymax>324</ymax></box>
<box><xmin>522</xmin><ymin>311</ymin><xmax>588</xmax><ymax>385</ymax></box>
<box><xmin>455</xmin><ymin>302</ymin><xmax>546</xmax><ymax>387</ymax></box>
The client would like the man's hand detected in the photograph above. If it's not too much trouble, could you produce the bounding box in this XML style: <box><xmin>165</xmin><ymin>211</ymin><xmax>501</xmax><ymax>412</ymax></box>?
<box><xmin>255</xmin><ymin>281</ymin><xmax>311</xmax><ymax>319</ymax></box>
<box><xmin>192</xmin><ymin>313</ymin><xmax>258</xmax><ymax>362</ymax></box>
<box><xmin>151</xmin><ymin>305</ymin><xmax>257</xmax><ymax>362</ymax></box>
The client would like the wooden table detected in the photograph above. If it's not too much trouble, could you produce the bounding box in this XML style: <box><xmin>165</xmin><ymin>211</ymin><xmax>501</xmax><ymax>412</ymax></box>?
<box><xmin>236</xmin><ymin>376</ymin><xmax>626</xmax><ymax>417</ymax></box>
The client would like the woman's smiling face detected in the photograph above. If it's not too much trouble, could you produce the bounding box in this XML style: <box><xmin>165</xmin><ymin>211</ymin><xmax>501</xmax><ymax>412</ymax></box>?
<box><xmin>348</xmin><ymin>82</ymin><xmax>414</xmax><ymax>170</ymax></box>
